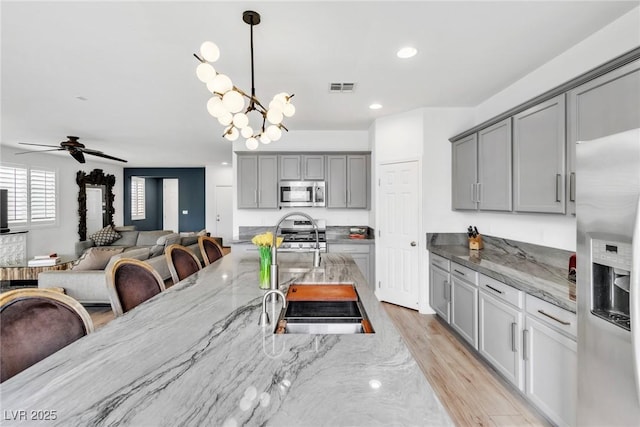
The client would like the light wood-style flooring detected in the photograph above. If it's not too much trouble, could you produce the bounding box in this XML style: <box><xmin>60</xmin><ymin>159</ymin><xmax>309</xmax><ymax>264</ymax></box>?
<box><xmin>86</xmin><ymin>299</ymin><xmax>549</xmax><ymax>426</ymax></box>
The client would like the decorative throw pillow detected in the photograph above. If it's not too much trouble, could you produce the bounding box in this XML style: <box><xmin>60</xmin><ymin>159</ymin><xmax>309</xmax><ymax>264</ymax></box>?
<box><xmin>89</xmin><ymin>225</ymin><xmax>122</xmax><ymax>246</ymax></box>
<box><xmin>72</xmin><ymin>247</ymin><xmax>124</xmax><ymax>271</ymax></box>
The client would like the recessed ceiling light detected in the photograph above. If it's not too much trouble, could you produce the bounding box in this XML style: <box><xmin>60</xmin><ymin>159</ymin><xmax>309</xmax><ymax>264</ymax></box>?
<box><xmin>397</xmin><ymin>47</ymin><xmax>417</xmax><ymax>59</ymax></box>
<box><xmin>369</xmin><ymin>103</ymin><xmax>382</xmax><ymax>110</ymax></box>
<box><xmin>221</xmin><ymin>162</ymin><xmax>229</xmax><ymax>166</ymax></box>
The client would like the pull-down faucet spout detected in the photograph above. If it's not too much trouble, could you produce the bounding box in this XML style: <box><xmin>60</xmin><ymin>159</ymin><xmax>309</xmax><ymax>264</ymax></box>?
<box><xmin>270</xmin><ymin>212</ymin><xmax>321</xmax><ymax>291</ymax></box>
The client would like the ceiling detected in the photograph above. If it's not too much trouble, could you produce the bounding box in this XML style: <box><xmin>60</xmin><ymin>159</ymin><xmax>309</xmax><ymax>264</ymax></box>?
<box><xmin>1</xmin><ymin>1</ymin><xmax>637</xmax><ymax>167</ymax></box>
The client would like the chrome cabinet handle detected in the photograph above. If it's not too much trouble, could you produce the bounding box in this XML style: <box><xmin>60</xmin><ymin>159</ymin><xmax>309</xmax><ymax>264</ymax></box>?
<box><xmin>555</xmin><ymin>174</ymin><xmax>562</xmax><ymax>202</ymax></box>
<box><xmin>485</xmin><ymin>284</ymin><xmax>503</xmax><ymax>294</ymax></box>
<box><xmin>453</xmin><ymin>269</ymin><xmax>466</xmax><ymax>276</ymax></box>
<box><xmin>477</xmin><ymin>183</ymin><xmax>482</xmax><ymax>203</ymax></box>
<box><xmin>254</xmin><ymin>190</ymin><xmax>258</xmax><ymax>204</ymax></box>
<box><xmin>523</xmin><ymin>329</ymin><xmax>529</xmax><ymax>361</ymax></box>
<box><xmin>511</xmin><ymin>322</ymin><xmax>517</xmax><ymax>352</ymax></box>
<box><xmin>569</xmin><ymin>172</ymin><xmax>576</xmax><ymax>202</ymax></box>
<box><xmin>538</xmin><ymin>309</ymin><xmax>571</xmax><ymax>325</ymax></box>
<box><xmin>444</xmin><ymin>281</ymin><xmax>450</xmax><ymax>302</ymax></box>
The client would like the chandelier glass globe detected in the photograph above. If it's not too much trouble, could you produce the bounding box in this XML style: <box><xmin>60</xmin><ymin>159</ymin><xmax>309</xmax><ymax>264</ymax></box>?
<box><xmin>246</xmin><ymin>137</ymin><xmax>259</xmax><ymax>150</ymax></box>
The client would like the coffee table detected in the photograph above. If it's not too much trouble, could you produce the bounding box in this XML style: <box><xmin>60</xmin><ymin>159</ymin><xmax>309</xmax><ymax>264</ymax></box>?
<box><xmin>0</xmin><ymin>255</ymin><xmax>77</xmax><ymax>289</ymax></box>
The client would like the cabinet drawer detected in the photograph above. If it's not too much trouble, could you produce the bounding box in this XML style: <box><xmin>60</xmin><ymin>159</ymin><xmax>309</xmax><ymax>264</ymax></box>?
<box><xmin>451</xmin><ymin>262</ymin><xmax>478</xmax><ymax>284</ymax></box>
<box><xmin>330</xmin><ymin>244</ymin><xmax>369</xmax><ymax>254</ymax></box>
<box><xmin>479</xmin><ymin>274</ymin><xmax>523</xmax><ymax>309</ymax></box>
<box><xmin>526</xmin><ymin>295</ymin><xmax>576</xmax><ymax>339</ymax></box>
<box><xmin>430</xmin><ymin>253</ymin><xmax>450</xmax><ymax>271</ymax></box>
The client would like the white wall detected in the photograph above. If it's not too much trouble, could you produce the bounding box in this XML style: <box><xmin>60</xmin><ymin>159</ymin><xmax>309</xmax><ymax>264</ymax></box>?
<box><xmin>0</xmin><ymin>145</ymin><xmax>124</xmax><ymax>258</ymax></box>
<box><xmin>231</xmin><ymin>129</ymin><xmax>371</xmax><ymax>236</ymax></box>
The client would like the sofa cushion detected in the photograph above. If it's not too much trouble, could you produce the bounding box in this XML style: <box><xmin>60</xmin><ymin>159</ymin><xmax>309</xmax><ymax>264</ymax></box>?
<box><xmin>89</xmin><ymin>226</ymin><xmax>122</xmax><ymax>246</ymax></box>
<box><xmin>110</xmin><ymin>230</ymin><xmax>139</xmax><ymax>247</ymax></box>
<box><xmin>136</xmin><ymin>230</ymin><xmax>172</xmax><ymax>247</ymax></box>
<box><xmin>114</xmin><ymin>225</ymin><xmax>137</xmax><ymax>232</ymax></box>
<box><xmin>150</xmin><ymin>233</ymin><xmax>180</xmax><ymax>257</ymax></box>
<box><xmin>104</xmin><ymin>248</ymin><xmax>150</xmax><ymax>273</ymax></box>
<box><xmin>72</xmin><ymin>247</ymin><xmax>124</xmax><ymax>271</ymax></box>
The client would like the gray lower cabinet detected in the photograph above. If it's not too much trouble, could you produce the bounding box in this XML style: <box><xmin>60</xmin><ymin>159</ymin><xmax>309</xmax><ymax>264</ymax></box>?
<box><xmin>450</xmin><ymin>263</ymin><xmax>478</xmax><ymax>349</ymax></box>
<box><xmin>329</xmin><ymin>243</ymin><xmax>374</xmax><ymax>289</ymax></box>
<box><xmin>513</xmin><ymin>94</ymin><xmax>566</xmax><ymax>213</ymax></box>
<box><xmin>327</xmin><ymin>155</ymin><xmax>369</xmax><ymax>209</ymax></box>
<box><xmin>567</xmin><ymin>58</ymin><xmax>640</xmax><ymax>215</ymax></box>
<box><xmin>478</xmin><ymin>284</ymin><xmax>524</xmax><ymax>389</ymax></box>
<box><xmin>478</xmin><ymin>119</ymin><xmax>512</xmax><ymax>211</ymax></box>
<box><xmin>429</xmin><ymin>254</ymin><xmax>451</xmax><ymax>323</ymax></box>
<box><xmin>451</xmin><ymin>134</ymin><xmax>478</xmax><ymax>210</ymax></box>
<box><xmin>237</xmin><ymin>155</ymin><xmax>278</xmax><ymax>209</ymax></box>
<box><xmin>524</xmin><ymin>297</ymin><xmax>577</xmax><ymax>427</ymax></box>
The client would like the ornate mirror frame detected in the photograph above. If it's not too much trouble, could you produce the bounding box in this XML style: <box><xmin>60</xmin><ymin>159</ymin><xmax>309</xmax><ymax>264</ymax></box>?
<box><xmin>77</xmin><ymin>169</ymin><xmax>116</xmax><ymax>241</ymax></box>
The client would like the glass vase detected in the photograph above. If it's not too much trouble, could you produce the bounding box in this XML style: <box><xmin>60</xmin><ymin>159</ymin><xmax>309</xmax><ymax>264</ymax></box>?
<box><xmin>258</xmin><ymin>246</ymin><xmax>271</xmax><ymax>290</ymax></box>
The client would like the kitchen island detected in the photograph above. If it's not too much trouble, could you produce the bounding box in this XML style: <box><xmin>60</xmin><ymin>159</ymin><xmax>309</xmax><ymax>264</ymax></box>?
<box><xmin>0</xmin><ymin>252</ymin><xmax>452</xmax><ymax>426</ymax></box>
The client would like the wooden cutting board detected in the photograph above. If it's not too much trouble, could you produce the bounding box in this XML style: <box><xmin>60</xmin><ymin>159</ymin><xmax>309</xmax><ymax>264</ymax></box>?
<box><xmin>286</xmin><ymin>284</ymin><xmax>357</xmax><ymax>301</ymax></box>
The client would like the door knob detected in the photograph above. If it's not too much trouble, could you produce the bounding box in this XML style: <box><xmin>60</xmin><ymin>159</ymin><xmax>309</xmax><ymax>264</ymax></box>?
<box><xmin>410</xmin><ymin>241</ymin><xmax>417</xmax><ymax>247</ymax></box>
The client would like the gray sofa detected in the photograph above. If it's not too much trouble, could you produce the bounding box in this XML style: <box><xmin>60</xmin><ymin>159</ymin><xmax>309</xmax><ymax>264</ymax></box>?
<box><xmin>38</xmin><ymin>228</ymin><xmax>204</xmax><ymax>305</ymax></box>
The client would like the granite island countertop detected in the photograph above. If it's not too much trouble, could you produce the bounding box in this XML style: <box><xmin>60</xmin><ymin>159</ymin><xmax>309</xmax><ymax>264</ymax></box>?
<box><xmin>428</xmin><ymin>233</ymin><xmax>576</xmax><ymax>313</ymax></box>
<box><xmin>0</xmin><ymin>252</ymin><xmax>450</xmax><ymax>426</ymax></box>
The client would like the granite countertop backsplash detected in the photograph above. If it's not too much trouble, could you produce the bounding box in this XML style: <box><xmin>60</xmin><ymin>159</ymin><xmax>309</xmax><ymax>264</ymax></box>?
<box><xmin>428</xmin><ymin>233</ymin><xmax>576</xmax><ymax>313</ymax></box>
<box><xmin>235</xmin><ymin>226</ymin><xmax>375</xmax><ymax>244</ymax></box>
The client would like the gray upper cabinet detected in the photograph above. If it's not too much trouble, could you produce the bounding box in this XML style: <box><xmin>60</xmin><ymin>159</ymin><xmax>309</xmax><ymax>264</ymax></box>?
<box><xmin>237</xmin><ymin>155</ymin><xmax>278</xmax><ymax>209</ymax></box>
<box><xmin>279</xmin><ymin>155</ymin><xmax>301</xmax><ymax>180</ymax></box>
<box><xmin>478</xmin><ymin>119</ymin><xmax>512</xmax><ymax>211</ymax></box>
<box><xmin>567</xmin><ymin>59</ymin><xmax>640</xmax><ymax>215</ymax></box>
<box><xmin>452</xmin><ymin>134</ymin><xmax>478</xmax><ymax>210</ymax></box>
<box><xmin>302</xmin><ymin>155</ymin><xmax>325</xmax><ymax>180</ymax></box>
<box><xmin>513</xmin><ymin>95</ymin><xmax>566</xmax><ymax>214</ymax></box>
<box><xmin>327</xmin><ymin>155</ymin><xmax>369</xmax><ymax>209</ymax></box>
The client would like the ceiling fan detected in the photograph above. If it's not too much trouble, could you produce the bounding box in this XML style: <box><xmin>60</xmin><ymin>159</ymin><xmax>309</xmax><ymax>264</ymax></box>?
<box><xmin>15</xmin><ymin>136</ymin><xmax>127</xmax><ymax>164</ymax></box>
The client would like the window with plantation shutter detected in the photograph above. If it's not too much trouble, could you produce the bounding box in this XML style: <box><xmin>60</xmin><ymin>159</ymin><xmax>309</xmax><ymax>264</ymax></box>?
<box><xmin>0</xmin><ymin>165</ymin><xmax>28</xmax><ymax>225</ymax></box>
<box><xmin>30</xmin><ymin>169</ymin><xmax>56</xmax><ymax>223</ymax></box>
<box><xmin>131</xmin><ymin>177</ymin><xmax>146</xmax><ymax>220</ymax></box>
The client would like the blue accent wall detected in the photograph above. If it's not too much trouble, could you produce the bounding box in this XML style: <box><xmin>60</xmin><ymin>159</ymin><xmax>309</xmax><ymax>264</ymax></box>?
<box><xmin>123</xmin><ymin>168</ymin><xmax>205</xmax><ymax>232</ymax></box>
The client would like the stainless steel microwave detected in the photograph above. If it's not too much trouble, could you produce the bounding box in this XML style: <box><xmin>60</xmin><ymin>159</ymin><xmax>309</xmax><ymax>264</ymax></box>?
<box><xmin>279</xmin><ymin>181</ymin><xmax>326</xmax><ymax>207</ymax></box>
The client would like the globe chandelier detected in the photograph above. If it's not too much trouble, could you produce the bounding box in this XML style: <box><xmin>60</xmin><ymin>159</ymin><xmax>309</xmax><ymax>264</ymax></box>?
<box><xmin>194</xmin><ymin>10</ymin><xmax>295</xmax><ymax>150</ymax></box>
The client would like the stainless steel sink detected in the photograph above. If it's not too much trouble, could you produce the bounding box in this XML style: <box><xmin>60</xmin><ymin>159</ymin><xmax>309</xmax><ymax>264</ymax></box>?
<box><xmin>274</xmin><ymin>285</ymin><xmax>373</xmax><ymax>335</ymax></box>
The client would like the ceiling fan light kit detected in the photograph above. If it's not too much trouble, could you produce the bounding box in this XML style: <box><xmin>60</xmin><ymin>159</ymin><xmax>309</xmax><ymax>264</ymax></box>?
<box><xmin>194</xmin><ymin>10</ymin><xmax>295</xmax><ymax>150</ymax></box>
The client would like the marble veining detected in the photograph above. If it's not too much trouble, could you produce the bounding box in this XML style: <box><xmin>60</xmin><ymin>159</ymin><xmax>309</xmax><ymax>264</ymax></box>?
<box><xmin>428</xmin><ymin>233</ymin><xmax>576</xmax><ymax>312</ymax></box>
<box><xmin>1</xmin><ymin>253</ymin><xmax>451</xmax><ymax>426</ymax></box>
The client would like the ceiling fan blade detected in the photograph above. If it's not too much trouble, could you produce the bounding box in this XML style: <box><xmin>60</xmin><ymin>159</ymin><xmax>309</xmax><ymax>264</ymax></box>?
<box><xmin>82</xmin><ymin>150</ymin><xmax>128</xmax><ymax>163</ymax></box>
<box><xmin>69</xmin><ymin>150</ymin><xmax>86</xmax><ymax>163</ymax></box>
<box><xmin>14</xmin><ymin>148</ymin><xmax>65</xmax><ymax>155</ymax></box>
<box><xmin>18</xmin><ymin>142</ymin><xmax>60</xmax><ymax>148</ymax></box>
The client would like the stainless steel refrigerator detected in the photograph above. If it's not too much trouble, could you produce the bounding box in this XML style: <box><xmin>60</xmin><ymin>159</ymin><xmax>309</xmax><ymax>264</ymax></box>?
<box><xmin>576</xmin><ymin>128</ymin><xmax>640</xmax><ymax>426</ymax></box>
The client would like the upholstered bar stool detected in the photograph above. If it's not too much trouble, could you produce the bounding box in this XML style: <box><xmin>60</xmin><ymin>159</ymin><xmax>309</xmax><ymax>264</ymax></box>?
<box><xmin>165</xmin><ymin>244</ymin><xmax>202</xmax><ymax>284</ymax></box>
<box><xmin>0</xmin><ymin>288</ymin><xmax>94</xmax><ymax>383</ymax></box>
<box><xmin>198</xmin><ymin>235</ymin><xmax>225</xmax><ymax>266</ymax></box>
<box><xmin>107</xmin><ymin>258</ymin><xmax>166</xmax><ymax>316</ymax></box>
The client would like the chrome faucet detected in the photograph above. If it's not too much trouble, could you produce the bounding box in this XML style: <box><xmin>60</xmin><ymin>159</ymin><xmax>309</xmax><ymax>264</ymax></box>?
<box><xmin>270</xmin><ymin>211</ymin><xmax>321</xmax><ymax>291</ymax></box>
<box><xmin>258</xmin><ymin>289</ymin><xmax>286</xmax><ymax>327</ymax></box>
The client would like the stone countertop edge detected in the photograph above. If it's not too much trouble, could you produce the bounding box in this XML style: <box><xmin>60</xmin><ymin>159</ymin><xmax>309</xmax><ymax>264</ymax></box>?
<box><xmin>427</xmin><ymin>234</ymin><xmax>576</xmax><ymax>313</ymax></box>
<box><xmin>0</xmin><ymin>252</ymin><xmax>451</xmax><ymax>427</ymax></box>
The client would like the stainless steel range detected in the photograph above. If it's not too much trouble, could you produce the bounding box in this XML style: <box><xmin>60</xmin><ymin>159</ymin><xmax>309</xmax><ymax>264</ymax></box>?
<box><xmin>278</xmin><ymin>219</ymin><xmax>327</xmax><ymax>252</ymax></box>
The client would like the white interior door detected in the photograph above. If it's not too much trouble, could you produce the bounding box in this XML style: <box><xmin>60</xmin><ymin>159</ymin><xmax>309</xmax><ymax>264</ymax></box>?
<box><xmin>86</xmin><ymin>186</ymin><xmax>103</xmax><ymax>235</ymax></box>
<box><xmin>163</xmin><ymin>179</ymin><xmax>179</xmax><ymax>232</ymax></box>
<box><xmin>377</xmin><ymin>160</ymin><xmax>420</xmax><ymax>309</ymax></box>
<box><xmin>214</xmin><ymin>185</ymin><xmax>232</xmax><ymax>242</ymax></box>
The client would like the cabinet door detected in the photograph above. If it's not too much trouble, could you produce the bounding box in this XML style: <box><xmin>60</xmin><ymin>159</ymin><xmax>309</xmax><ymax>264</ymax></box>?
<box><xmin>452</xmin><ymin>134</ymin><xmax>478</xmax><ymax>210</ymax></box>
<box><xmin>258</xmin><ymin>155</ymin><xmax>278</xmax><ymax>208</ymax></box>
<box><xmin>479</xmin><ymin>290</ymin><xmax>523</xmax><ymax>389</ymax></box>
<box><xmin>279</xmin><ymin>155</ymin><xmax>300</xmax><ymax>180</ymax></box>
<box><xmin>430</xmin><ymin>265</ymin><xmax>450</xmax><ymax>323</ymax></box>
<box><xmin>513</xmin><ymin>95</ymin><xmax>566</xmax><ymax>213</ymax></box>
<box><xmin>347</xmin><ymin>155</ymin><xmax>367</xmax><ymax>208</ymax></box>
<box><xmin>524</xmin><ymin>315</ymin><xmax>577</xmax><ymax>427</ymax></box>
<box><xmin>237</xmin><ymin>156</ymin><xmax>258</xmax><ymax>208</ymax></box>
<box><xmin>302</xmin><ymin>155</ymin><xmax>325</xmax><ymax>180</ymax></box>
<box><xmin>327</xmin><ymin>155</ymin><xmax>347</xmax><ymax>208</ymax></box>
<box><xmin>478</xmin><ymin>119</ymin><xmax>512</xmax><ymax>211</ymax></box>
<box><xmin>567</xmin><ymin>59</ymin><xmax>640</xmax><ymax>215</ymax></box>
<box><xmin>451</xmin><ymin>276</ymin><xmax>478</xmax><ymax>348</ymax></box>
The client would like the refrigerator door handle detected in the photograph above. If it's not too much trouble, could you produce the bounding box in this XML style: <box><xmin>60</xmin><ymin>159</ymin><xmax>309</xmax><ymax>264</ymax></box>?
<box><xmin>632</xmin><ymin>195</ymin><xmax>640</xmax><ymax>405</ymax></box>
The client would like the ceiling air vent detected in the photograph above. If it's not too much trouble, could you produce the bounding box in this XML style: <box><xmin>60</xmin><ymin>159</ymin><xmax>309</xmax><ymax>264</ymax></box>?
<box><xmin>329</xmin><ymin>82</ymin><xmax>356</xmax><ymax>93</ymax></box>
